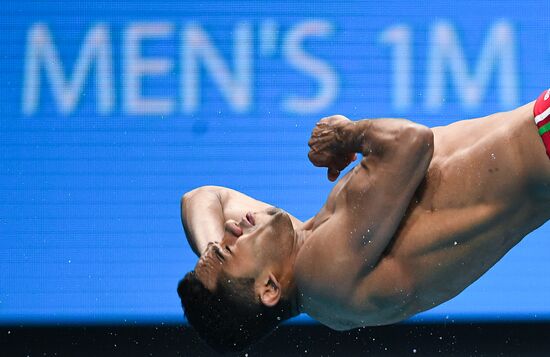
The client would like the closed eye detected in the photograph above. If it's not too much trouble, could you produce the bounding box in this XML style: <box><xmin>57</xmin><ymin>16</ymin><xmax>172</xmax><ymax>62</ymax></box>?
<box><xmin>267</xmin><ymin>206</ymin><xmax>282</xmax><ymax>215</ymax></box>
<box><xmin>213</xmin><ymin>246</ymin><xmax>225</xmax><ymax>262</ymax></box>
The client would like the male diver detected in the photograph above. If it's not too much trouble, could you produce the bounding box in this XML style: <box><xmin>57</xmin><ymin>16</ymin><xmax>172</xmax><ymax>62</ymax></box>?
<box><xmin>177</xmin><ymin>90</ymin><xmax>550</xmax><ymax>352</ymax></box>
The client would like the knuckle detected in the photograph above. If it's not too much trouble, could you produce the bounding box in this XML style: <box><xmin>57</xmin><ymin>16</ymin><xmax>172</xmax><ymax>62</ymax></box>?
<box><xmin>332</xmin><ymin>114</ymin><xmax>348</xmax><ymax>121</ymax></box>
<box><xmin>320</xmin><ymin>115</ymin><xmax>347</xmax><ymax>124</ymax></box>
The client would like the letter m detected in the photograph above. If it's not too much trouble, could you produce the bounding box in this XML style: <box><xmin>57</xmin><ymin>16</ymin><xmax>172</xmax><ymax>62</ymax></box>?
<box><xmin>22</xmin><ymin>23</ymin><xmax>113</xmax><ymax>115</ymax></box>
<box><xmin>426</xmin><ymin>20</ymin><xmax>518</xmax><ymax>111</ymax></box>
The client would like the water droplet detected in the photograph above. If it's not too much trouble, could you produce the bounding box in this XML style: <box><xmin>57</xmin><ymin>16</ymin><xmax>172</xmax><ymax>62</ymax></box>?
<box><xmin>491</xmin><ymin>153</ymin><xmax>496</xmax><ymax>160</ymax></box>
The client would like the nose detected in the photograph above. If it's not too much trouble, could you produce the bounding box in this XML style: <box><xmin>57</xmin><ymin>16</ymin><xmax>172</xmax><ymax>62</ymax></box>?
<box><xmin>224</xmin><ymin>219</ymin><xmax>243</xmax><ymax>238</ymax></box>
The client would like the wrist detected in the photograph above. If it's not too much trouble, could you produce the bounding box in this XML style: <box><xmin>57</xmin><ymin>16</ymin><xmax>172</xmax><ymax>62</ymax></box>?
<box><xmin>341</xmin><ymin>120</ymin><xmax>369</xmax><ymax>153</ymax></box>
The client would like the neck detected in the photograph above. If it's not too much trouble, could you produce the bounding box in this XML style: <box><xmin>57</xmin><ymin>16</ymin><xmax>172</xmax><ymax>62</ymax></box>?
<box><xmin>293</xmin><ymin>227</ymin><xmax>310</xmax><ymax>251</ymax></box>
<box><xmin>286</xmin><ymin>228</ymin><xmax>312</xmax><ymax>316</ymax></box>
<box><xmin>288</xmin><ymin>283</ymin><xmax>302</xmax><ymax>317</ymax></box>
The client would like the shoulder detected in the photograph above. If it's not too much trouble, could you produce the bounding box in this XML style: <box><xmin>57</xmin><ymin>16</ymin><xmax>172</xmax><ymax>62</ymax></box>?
<box><xmin>295</xmin><ymin>244</ymin><xmax>416</xmax><ymax>326</ymax></box>
<box><xmin>293</xmin><ymin>216</ymin><xmax>364</xmax><ymax>318</ymax></box>
<box><xmin>295</xmin><ymin>271</ymin><xmax>360</xmax><ymax>331</ymax></box>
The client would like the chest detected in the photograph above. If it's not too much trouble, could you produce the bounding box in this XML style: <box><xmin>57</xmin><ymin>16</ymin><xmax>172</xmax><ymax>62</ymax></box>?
<box><xmin>389</xmin><ymin>145</ymin><xmax>531</xmax><ymax>263</ymax></box>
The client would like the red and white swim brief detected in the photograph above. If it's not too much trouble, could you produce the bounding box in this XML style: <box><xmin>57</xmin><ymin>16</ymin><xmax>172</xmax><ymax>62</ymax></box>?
<box><xmin>533</xmin><ymin>89</ymin><xmax>550</xmax><ymax>159</ymax></box>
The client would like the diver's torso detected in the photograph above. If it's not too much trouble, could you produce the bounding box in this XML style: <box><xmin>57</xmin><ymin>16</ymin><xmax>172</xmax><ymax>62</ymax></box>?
<box><xmin>307</xmin><ymin>103</ymin><xmax>550</xmax><ymax>328</ymax></box>
<box><xmin>366</xmin><ymin>102</ymin><xmax>550</xmax><ymax>322</ymax></box>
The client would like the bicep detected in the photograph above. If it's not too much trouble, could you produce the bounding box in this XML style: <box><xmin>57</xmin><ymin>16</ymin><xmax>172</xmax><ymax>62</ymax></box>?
<box><xmin>216</xmin><ymin>187</ymin><xmax>274</xmax><ymax>221</ymax></box>
<box><xmin>218</xmin><ymin>186</ymin><xmax>308</xmax><ymax>228</ymax></box>
<box><xmin>339</xmin><ymin>160</ymin><xmax>415</xmax><ymax>259</ymax></box>
<box><xmin>180</xmin><ymin>185</ymin><xmax>273</xmax><ymax>255</ymax></box>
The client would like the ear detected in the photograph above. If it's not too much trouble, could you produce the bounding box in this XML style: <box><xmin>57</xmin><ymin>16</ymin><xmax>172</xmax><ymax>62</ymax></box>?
<box><xmin>259</xmin><ymin>273</ymin><xmax>281</xmax><ymax>307</ymax></box>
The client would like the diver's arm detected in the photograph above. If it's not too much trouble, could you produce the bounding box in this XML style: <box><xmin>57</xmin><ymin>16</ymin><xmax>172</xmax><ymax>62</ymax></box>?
<box><xmin>337</xmin><ymin>117</ymin><xmax>433</xmax><ymax>266</ymax></box>
<box><xmin>181</xmin><ymin>186</ymin><xmax>226</xmax><ymax>256</ymax></box>
<box><xmin>181</xmin><ymin>185</ymin><xmax>289</xmax><ymax>256</ymax></box>
<box><xmin>309</xmin><ymin>116</ymin><xmax>433</xmax><ymax>278</ymax></box>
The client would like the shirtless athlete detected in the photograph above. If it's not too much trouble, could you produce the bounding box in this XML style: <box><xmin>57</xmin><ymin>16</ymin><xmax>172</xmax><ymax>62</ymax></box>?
<box><xmin>177</xmin><ymin>90</ymin><xmax>550</xmax><ymax>353</ymax></box>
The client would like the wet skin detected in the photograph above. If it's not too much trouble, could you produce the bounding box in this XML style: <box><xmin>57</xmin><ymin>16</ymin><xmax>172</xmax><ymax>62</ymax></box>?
<box><xmin>183</xmin><ymin>100</ymin><xmax>550</xmax><ymax>330</ymax></box>
<box><xmin>194</xmin><ymin>207</ymin><xmax>297</xmax><ymax>293</ymax></box>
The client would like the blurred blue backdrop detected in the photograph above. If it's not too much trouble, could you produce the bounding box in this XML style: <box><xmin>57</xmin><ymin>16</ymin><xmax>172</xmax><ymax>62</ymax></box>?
<box><xmin>1</xmin><ymin>0</ymin><xmax>550</xmax><ymax>324</ymax></box>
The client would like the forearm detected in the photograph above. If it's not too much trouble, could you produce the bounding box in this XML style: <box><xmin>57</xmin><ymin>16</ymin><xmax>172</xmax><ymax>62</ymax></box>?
<box><xmin>344</xmin><ymin>119</ymin><xmax>433</xmax><ymax>263</ymax></box>
<box><xmin>343</xmin><ymin>118</ymin><xmax>430</xmax><ymax>157</ymax></box>
<box><xmin>181</xmin><ymin>186</ymin><xmax>226</xmax><ymax>256</ymax></box>
<box><xmin>308</xmin><ymin>115</ymin><xmax>432</xmax><ymax>181</ymax></box>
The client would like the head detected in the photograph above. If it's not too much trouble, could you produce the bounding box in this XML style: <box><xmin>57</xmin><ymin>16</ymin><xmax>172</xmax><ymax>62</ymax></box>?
<box><xmin>177</xmin><ymin>207</ymin><xmax>301</xmax><ymax>353</ymax></box>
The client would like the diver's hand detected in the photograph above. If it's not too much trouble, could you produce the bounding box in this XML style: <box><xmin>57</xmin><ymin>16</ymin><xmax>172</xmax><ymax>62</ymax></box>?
<box><xmin>308</xmin><ymin>115</ymin><xmax>358</xmax><ymax>182</ymax></box>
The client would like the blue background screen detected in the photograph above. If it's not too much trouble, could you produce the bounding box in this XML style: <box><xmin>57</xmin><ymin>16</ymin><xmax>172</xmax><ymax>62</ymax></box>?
<box><xmin>1</xmin><ymin>0</ymin><xmax>550</xmax><ymax>324</ymax></box>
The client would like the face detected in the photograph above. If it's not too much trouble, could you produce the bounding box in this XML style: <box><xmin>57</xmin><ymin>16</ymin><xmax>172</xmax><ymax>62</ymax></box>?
<box><xmin>194</xmin><ymin>207</ymin><xmax>296</xmax><ymax>291</ymax></box>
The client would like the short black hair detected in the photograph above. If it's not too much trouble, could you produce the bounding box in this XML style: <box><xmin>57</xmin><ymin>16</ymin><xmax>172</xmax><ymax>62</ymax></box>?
<box><xmin>177</xmin><ymin>270</ymin><xmax>291</xmax><ymax>353</ymax></box>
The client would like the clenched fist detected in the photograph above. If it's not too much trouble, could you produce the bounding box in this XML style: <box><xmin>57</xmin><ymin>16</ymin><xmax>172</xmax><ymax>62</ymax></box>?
<box><xmin>308</xmin><ymin>115</ymin><xmax>358</xmax><ymax>182</ymax></box>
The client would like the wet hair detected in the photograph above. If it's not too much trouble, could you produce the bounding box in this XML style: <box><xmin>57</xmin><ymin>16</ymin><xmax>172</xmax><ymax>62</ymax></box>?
<box><xmin>177</xmin><ymin>270</ymin><xmax>292</xmax><ymax>353</ymax></box>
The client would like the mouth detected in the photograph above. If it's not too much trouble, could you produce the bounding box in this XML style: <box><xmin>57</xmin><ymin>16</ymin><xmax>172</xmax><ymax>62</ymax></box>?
<box><xmin>245</xmin><ymin>212</ymin><xmax>255</xmax><ymax>226</ymax></box>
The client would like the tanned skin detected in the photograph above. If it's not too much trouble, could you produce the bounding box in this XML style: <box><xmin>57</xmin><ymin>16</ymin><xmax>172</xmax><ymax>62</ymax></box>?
<box><xmin>182</xmin><ymin>100</ymin><xmax>550</xmax><ymax>330</ymax></box>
